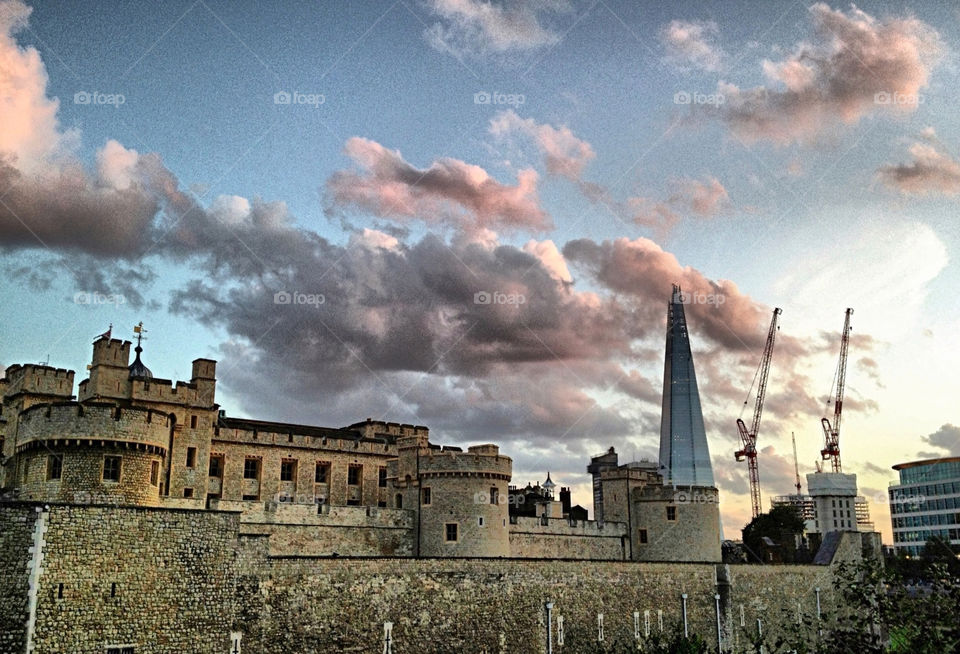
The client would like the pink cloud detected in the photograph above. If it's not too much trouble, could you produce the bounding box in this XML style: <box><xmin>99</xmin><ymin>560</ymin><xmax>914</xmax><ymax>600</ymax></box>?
<box><xmin>709</xmin><ymin>3</ymin><xmax>942</xmax><ymax>145</ymax></box>
<box><xmin>326</xmin><ymin>137</ymin><xmax>551</xmax><ymax>233</ymax></box>
<box><xmin>878</xmin><ymin>131</ymin><xmax>960</xmax><ymax>195</ymax></box>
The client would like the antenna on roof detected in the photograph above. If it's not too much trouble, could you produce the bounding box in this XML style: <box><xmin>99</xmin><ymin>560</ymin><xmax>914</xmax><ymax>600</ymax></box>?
<box><xmin>39</xmin><ymin>354</ymin><xmax>49</xmax><ymax>366</ymax></box>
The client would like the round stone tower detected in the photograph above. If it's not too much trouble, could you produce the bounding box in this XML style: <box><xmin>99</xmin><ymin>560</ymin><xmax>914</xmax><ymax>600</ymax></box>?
<box><xmin>14</xmin><ymin>402</ymin><xmax>170</xmax><ymax>506</ymax></box>
<box><xmin>415</xmin><ymin>443</ymin><xmax>512</xmax><ymax>557</ymax></box>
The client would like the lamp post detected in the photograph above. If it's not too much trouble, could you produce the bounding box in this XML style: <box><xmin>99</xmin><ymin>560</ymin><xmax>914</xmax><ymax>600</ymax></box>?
<box><xmin>681</xmin><ymin>593</ymin><xmax>689</xmax><ymax>637</ymax></box>
<box><xmin>545</xmin><ymin>601</ymin><xmax>553</xmax><ymax>654</ymax></box>
<box><xmin>714</xmin><ymin>593</ymin><xmax>722</xmax><ymax>652</ymax></box>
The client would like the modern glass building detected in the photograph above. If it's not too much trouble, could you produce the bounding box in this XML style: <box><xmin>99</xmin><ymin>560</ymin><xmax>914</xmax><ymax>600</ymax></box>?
<box><xmin>658</xmin><ymin>285</ymin><xmax>714</xmax><ymax>487</ymax></box>
<box><xmin>888</xmin><ymin>457</ymin><xmax>960</xmax><ymax>556</ymax></box>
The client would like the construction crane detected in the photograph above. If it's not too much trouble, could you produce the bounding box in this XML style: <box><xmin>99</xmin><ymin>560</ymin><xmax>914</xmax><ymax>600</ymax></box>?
<box><xmin>820</xmin><ymin>308</ymin><xmax>853</xmax><ymax>473</ymax></box>
<box><xmin>735</xmin><ymin>307</ymin><xmax>782</xmax><ymax>519</ymax></box>
<box><xmin>791</xmin><ymin>432</ymin><xmax>802</xmax><ymax>495</ymax></box>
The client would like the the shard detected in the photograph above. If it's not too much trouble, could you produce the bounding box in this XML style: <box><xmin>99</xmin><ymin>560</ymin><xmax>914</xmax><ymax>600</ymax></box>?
<box><xmin>658</xmin><ymin>285</ymin><xmax>715</xmax><ymax>487</ymax></box>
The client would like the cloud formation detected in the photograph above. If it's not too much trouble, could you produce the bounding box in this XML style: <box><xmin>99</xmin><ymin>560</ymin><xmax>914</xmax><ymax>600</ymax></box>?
<box><xmin>489</xmin><ymin>111</ymin><xmax>730</xmax><ymax>236</ymax></box>
<box><xmin>489</xmin><ymin>109</ymin><xmax>595</xmax><ymax>181</ymax></box>
<box><xmin>878</xmin><ymin>130</ymin><xmax>960</xmax><ymax>195</ymax></box>
<box><xmin>707</xmin><ymin>3</ymin><xmax>941</xmax><ymax>145</ymax></box>
<box><xmin>659</xmin><ymin>19</ymin><xmax>723</xmax><ymax>72</ymax></box>
<box><xmin>325</xmin><ymin>137</ymin><xmax>551</xmax><ymax>234</ymax></box>
<box><xmin>921</xmin><ymin>424</ymin><xmax>960</xmax><ymax>457</ymax></box>
<box><xmin>423</xmin><ymin>0</ymin><xmax>569</xmax><ymax>58</ymax></box>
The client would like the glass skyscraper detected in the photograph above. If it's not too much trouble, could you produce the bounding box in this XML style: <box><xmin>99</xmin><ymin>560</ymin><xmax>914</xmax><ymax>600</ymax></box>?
<box><xmin>658</xmin><ymin>285</ymin><xmax>715</xmax><ymax>487</ymax></box>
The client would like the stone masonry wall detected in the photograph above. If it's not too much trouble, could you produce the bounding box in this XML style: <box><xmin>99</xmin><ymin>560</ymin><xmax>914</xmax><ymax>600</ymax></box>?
<box><xmin>19</xmin><ymin>449</ymin><xmax>162</xmax><ymax>506</ymax></box>
<box><xmin>229</xmin><ymin>502</ymin><xmax>415</xmax><ymax>556</ymax></box>
<box><xmin>0</xmin><ymin>502</ymin><xmax>852</xmax><ymax>654</ymax></box>
<box><xmin>509</xmin><ymin>517</ymin><xmax>628</xmax><ymax>560</ymax></box>
<box><xmin>0</xmin><ymin>503</ymin><xmax>35</xmax><ymax>654</ymax></box>
<box><xmin>25</xmin><ymin>504</ymin><xmax>241</xmax><ymax>654</ymax></box>
<box><xmin>239</xmin><ymin>558</ymin><xmax>723</xmax><ymax>654</ymax></box>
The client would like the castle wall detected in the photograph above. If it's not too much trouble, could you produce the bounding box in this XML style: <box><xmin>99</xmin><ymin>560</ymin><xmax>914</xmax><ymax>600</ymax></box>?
<box><xmin>632</xmin><ymin>485</ymin><xmax>722</xmax><ymax>562</ymax></box>
<box><xmin>218</xmin><ymin>500</ymin><xmax>415</xmax><ymax>556</ymax></box>
<box><xmin>211</xmin><ymin>435</ymin><xmax>394</xmax><ymax>506</ymax></box>
<box><xmin>239</xmin><ymin>558</ymin><xmax>723</xmax><ymax>653</ymax></box>
<box><xmin>14</xmin><ymin>404</ymin><xmax>169</xmax><ymax>506</ymax></box>
<box><xmin>508</xmin><ymin>517</ymin><xmax>629</xmax><ymax>560</ymax></box>
<box><xmin>0</xmin><ymin>502</ymin><xmax>241</xmax><ymax>654</ymax></box>
<box><xmin>19</xmin><ymin>449</ymin><xmax>162</xmax><ymax>506</ymax></box>
<box><xmin>0</xmin><ymin>501</ymin><xmax>858</xmax><ymax>654</ymax></box>
<box><xmin>0</xmin><ymin>504</ymin><xmax>35</xmax><ymax>654</ymax></box>
<box><xmin>725</xmin><ymin>564</ymin><xmax>837</xmax><ymax>648</ymax></box>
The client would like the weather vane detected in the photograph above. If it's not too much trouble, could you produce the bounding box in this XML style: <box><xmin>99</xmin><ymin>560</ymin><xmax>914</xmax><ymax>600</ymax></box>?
<box><xmin>133</xmin><ymin>321</ymin><xmax>148</xmax><ymax>348</ymax></box>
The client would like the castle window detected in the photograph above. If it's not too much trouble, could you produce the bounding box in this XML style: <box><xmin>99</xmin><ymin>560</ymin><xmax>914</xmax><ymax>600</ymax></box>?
<box><xmin>422</xmin><ymin>487</ymin><xmax>432</xmax><ymax>506</ymax></box>
<box><xmin>348</xmin><ymin>465</ymin><xmax>362</xmax><ymax>486</ymax></box>
<box><xmin>280</xmin><ymin>460</ymin><xmax>297</xmax><ymax>482</ymax></box>
<box><xmin>490</xmin><ymin>487</ymin><xmax>498</xmax><ymax>505</ymax></box>
<box><xmin>395</xmin><ymin>494</ymin><xmax>403</xmax><ymax>509</ymax></box>
<box><xmin>378</xmin><ymin>501</ymin><xmax>387</xmax><ymax>507</ymax></box>
<box><xmin>639</xmin><ymin>528</ymin><xmax>648</xmax><ymax>544</ymax></box>
<box><xmin>183</xmin><ymin>488</ymin><xmax>194</xmax><ymax>498</ymax></box>
<box><xmin>478</xmin><ymin>517</ymin><xmax>485</xmax><ymax>527</ymax></box>
<box><xmin>378</xmin><ymin>467</ymin><xmax>387</xmax><ymax>488</ymax></box>
<box><xmin>208</xmin><ymin>455</ymin><xmax>223</xmax><ymax>478</ymax></box>
<box><xmin>186</xmin><ymin>447</ymin><xmax>197</xmax><ymax>468</ymax></box>
<box><xmin>103</xmin><ymin>456</ymin><xmax>121</xmax><ymax>482</ymax></box>
<box><xmin>243</xmin><ymin>458</ymin><xmax>260</xmax><ymax>480</ymax></box>
<box><xmin>47</xmin><ymin>455</ymin><xmax>62</xmax><ymax>480</ymax></box>
<box><xmin>150</xmin><ymin>461</ymin><xmax>159</xmax><ymax>486</ymax></box>
<box><xmin>444</xmin><ymin>523</ymin><xmax>458</xmax><ymax>542</ymax></box>
<box><xmin>190</xmin><ymin>415</ymin><xmax>198</xmax><ymax>429</ymax></box>
<box><xmin>315</xmin><ymin>462</ymin><xmax>330</xmax><ymax>484</ymax></box>
<box><xmin>666</xmin><ymin>506</ymin><xmax>677</xmax><ymax>521</ymax></box>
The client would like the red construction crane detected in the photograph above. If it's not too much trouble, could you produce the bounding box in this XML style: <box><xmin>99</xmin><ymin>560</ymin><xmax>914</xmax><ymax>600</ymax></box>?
<box><xmin>820</xmin><ymin>308</ymin><xmax>853</xmax><ymax>473</ymax></box>
<box><xmin>735</xmin><ymin>307</ymin><xmax>782</xmax><ymax>519</ymax></box>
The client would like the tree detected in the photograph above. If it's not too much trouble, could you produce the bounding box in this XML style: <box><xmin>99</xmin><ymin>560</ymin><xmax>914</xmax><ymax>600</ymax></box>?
<box><xmin>742</xmin><ymin>505</ymin><xmax>806</xmax><ymax>563</ymax></box>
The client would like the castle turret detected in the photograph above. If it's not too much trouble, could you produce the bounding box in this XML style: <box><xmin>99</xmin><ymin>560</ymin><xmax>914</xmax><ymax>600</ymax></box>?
<box><xmin>78</xmin><ymin>338</ymin><xmax>132</xmax><ymax>402</ymax></box>
<box><xmin>14</xmin><ymin>402</ymin><xmax>170</xmax><ymax>506</ymax></box>
<box><xmin>389</xmin><ymin>437</ymin><xmax>512</xmax><ymax>557</ymax></box>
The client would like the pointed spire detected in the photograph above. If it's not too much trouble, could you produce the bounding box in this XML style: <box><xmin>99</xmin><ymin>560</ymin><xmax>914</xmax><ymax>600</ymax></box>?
<box><xmin>658</xmin><ymin>285</ymin><xmax>714</xmax><ymax>487</ymax></box>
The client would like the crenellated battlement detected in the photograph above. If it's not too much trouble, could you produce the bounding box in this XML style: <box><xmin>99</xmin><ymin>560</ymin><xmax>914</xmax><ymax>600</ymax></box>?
<box><xmin>16</xmin><ymin>402</ymin><xmax>171</xmax><ymax>453</ymax></box>
<box><xmin>417</xmin><ymin>444</ymin><xmax>512</xmax><ymax>480</ymax></box>
<box><xmin>2</xmin><ymin>364</ymin><xmax>75</xmax><ymax>400</ymax></box>
<box><xmin>346</xmin><ymin>418</ymin><xmax>428</xmax><ymax>440</ymax></box>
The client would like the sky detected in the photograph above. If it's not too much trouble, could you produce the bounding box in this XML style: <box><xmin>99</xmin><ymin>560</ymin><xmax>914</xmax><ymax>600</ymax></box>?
<box><xmin>2</xmin><ymin>0</ymin><xmax>960</xmax><ymax>542</ymax></box>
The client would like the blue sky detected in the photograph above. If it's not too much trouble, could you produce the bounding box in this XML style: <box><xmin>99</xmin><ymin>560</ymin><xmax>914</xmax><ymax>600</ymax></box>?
<box><xmin>3</xmin><ymin>0</ymin><xmax>960</xmax><ymax>539</ymax></box>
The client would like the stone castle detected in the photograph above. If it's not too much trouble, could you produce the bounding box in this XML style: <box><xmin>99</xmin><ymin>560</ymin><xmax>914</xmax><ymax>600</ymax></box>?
<box><xmin>0</xmin><ymin>292</ymin><xmax>879</xmax><ymax>653</ymax></box>
<box><xmin>0</xmin><ymin>326</ymin><xmax>720</xmax><ymax>564</ymax></box>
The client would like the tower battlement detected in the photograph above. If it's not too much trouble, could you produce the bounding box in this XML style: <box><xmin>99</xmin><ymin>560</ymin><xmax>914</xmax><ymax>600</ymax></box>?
<box><xmin>17</xmin><ymin>402</ymin><xmax>171</xmax><ymax>452</ymax></box>
<box><xmin>2</xmin><ymin>364</ymin><xmax>75</xmax><ymax>400</ymax></box>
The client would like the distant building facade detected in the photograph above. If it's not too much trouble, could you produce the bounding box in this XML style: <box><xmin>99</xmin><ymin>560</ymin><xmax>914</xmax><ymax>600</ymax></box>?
<box><xmin>889</xmin><ymin>457</ymin><xmax>960</xmax><ymax>556</ymax></box>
